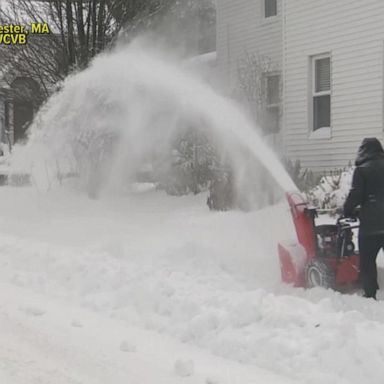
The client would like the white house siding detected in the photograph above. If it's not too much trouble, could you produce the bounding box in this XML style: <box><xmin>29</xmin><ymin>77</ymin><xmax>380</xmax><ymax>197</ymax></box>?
<box><xmin>217</xmin><ymin>0</ymin><xmax>283</xmax><ymax>92</ymax></box>
<box><xmin>283</xmin><ymin>0</ymin><xmax>384</xmax><ymax>171</ymax></box>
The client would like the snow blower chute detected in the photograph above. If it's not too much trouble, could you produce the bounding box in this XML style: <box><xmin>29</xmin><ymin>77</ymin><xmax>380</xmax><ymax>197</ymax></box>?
<box><xmin>278</xmin><ymin>191</ymin><xmax>360</xmax><ymax>289</ymax></box>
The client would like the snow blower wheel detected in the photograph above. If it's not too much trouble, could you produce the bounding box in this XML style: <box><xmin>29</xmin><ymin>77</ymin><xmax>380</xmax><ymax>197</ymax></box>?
<box><xmin>305</xmin><ymin>259</ymin><xmax>335</xmax><ymax>289</ymax></box>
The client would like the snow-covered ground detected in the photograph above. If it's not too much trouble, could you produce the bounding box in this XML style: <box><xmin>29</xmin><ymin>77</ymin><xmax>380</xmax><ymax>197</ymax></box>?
<box><xmin>1</xmin><ymin>183</ymin><xmax>384</xmax><ymax>383</ymax></box>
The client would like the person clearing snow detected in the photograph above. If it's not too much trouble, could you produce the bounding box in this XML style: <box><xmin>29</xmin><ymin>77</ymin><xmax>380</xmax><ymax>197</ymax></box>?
<box><xmin>343</xmin><ymin>137</ymin><xmax>384</xmax><ymax>299</ymax></box>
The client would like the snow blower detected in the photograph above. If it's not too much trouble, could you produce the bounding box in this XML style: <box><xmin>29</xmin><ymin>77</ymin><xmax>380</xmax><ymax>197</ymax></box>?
<box><xmin>278</xmin><ymin>191</ymin><xmax>360</xmax><ymax>289</ymax></box>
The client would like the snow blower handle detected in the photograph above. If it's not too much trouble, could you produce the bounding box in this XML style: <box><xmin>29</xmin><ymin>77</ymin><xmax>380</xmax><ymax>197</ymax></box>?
<box><xmin>337</xmin><ymin>216</ymin><xmax>360</xmax><ymax>232</ymax></box>
<box><xmin>338</xmin><ymin>217</ymin><xmax>358</xmax><ymax>224</ymax></box>
<box><xmin>338</xmin><ymin>207</ymin><xmax>360</xmax><ymax>222</ymax></box>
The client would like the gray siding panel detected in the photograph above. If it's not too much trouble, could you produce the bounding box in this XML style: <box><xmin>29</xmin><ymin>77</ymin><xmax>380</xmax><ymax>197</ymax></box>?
<box><xmin>217</xmin><ymin>0</ymin><xmax>384</xmax><ymax>172</ymax></box>
<box><xmin>283</xmin><ymin>0</ymin><xmax>384</xmax><ymax>170</ymax></box>
<box><xmin>217</xmin><ymin>0</ymin><xmax>282</xmax><ymax>91</ymax></box>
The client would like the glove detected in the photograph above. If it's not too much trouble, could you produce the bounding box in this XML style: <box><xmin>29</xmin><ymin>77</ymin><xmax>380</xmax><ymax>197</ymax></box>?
<box><xmin>331</xmin><ymin>207</ymin><xmax>343</xmax><ymax>217</ymax></box>
<box><xmin>335</xmin><ymin>207</ymin><xmax>344</xmax><ymax>215</ymax></box>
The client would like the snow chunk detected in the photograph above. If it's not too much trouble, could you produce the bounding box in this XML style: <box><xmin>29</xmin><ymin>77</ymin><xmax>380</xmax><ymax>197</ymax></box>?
<box><xmin>130</xmin><ymin>182</ymin><xmax>157</xmax><ymax>194</ymax></box>
<box><xmin>206</xmin><ymin>376</ymin><xmax>220</xmax><ymax>384</ymax></box>
<box><xmin>71</xmin><ymin>319</ymin><xmax>83</xmax><ymax>328</ymax></box>
<box><xmin>174</xmin><ymin>359</ymin><xmax>194</xmax><ymax>377</ymax></box>
<box><xmin>20</xmin><ymin>306</ymin><xmax>46</xmax><ymax>317</ymax></box>
<box><xmin>120</xmin><ymin>340</ymin><xmax>137</xmax><ymax>353</ymax></box>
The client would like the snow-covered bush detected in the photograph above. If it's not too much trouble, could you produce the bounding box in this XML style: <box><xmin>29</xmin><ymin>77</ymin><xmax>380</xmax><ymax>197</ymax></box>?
<box><xmin>159</xmin><ymin>128</ymin><xmax>272</xmax><ymax>211</ymax></box>
<box><xmin>305</xmin><ymin>167</ymin><xmax>353</xmax><ymax>210</ymax></box>
<box><xmin>206</xmin><ymin>164</ymin><xmax>235</xmax><ymax>211</ymax></box>
<box><xmin>157</xmin><ymin>127</ymin><xmax>219</xmax><ymax>196</ymax></box>
<box><xmin>283</xmin><ymin>158</ymin><xmax>320</xmax><ymax>193</ymax></box>
<box><xmin>283</xmin><ymin>158</ymin><xmax>354</xmax><ymax>210</ymax></box>
<box><xmin>172</xmin><ymin>128</ymin><xmax>217</xmax><ymax>194</ymax></box>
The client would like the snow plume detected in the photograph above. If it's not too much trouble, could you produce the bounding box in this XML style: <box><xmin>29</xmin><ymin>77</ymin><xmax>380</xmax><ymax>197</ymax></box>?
<box><xmin>11</xmin><ymin>39</ymin><xmax>297</xmax><ymax>198</ymax></box>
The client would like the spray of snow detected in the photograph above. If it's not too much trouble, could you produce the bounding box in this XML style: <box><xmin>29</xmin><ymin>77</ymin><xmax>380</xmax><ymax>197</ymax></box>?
<box><xmin>11</xmin><ymin>40</ymin><xmax>296</xmax><ymax>195</ymax></box>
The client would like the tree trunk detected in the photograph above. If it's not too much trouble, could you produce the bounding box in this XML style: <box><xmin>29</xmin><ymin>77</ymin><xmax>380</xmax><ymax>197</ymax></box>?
<box><xmin>91</xmin><ymin>0</ymin><xmax>98</xmax><ymax>56</ymax></box>
<box><xmin>96</xmin><ymin>0</ymin><xmax>106</xmax><ymax>53</ymax></box>
<box><xmin>66</xmin><ymin>0</ymin><xmax>76</xmax><ymax>68</ymax></box>
<box><xmin>76</xmin><ymin>0</ymin><xmax>87</xmax><ymax>67</ymax></box>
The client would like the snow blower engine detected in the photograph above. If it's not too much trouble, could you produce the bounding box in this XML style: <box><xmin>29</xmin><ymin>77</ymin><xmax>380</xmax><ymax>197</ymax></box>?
<box><xmin>278</xmin><ymin>191</ymin><xmax>360</xmax><ymax>289</ymax></box>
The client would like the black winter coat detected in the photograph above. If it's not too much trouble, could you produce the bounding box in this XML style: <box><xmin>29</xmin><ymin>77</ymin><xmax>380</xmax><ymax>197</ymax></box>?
<box><xmin>344</xmin><ymin>138</ymin><xmax>384</xmax><ymax>235</ymax></box>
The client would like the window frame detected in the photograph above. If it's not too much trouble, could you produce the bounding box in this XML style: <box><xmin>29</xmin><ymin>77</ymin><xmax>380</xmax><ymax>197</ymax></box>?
<box><xmin>311</xmin><ymin>53</ymin><xmax>332</xmax><ymax>135</ymax></box>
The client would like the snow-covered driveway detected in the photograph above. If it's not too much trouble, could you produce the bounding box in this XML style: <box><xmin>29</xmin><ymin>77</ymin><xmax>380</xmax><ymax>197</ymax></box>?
<box><xmin>1</xmin><ymin>185</ymin><xmax>384</xmax><ymax>383</ymax></box>
<box><xmin>0</xmin><ymin>282</ymin><xmax>296</xmax><ymax>384</ymax></box>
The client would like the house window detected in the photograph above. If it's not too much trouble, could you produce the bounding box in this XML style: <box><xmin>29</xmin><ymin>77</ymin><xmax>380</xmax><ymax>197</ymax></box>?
<box><xmin>265</xmin><ymin>73</ymin><xmax>281</xmax><ymax>133</ymax></box>
<box><xmin>264</xmin><ymin>0</ymin><xmax>277</xmax><ymax>18</ymax></box>
<box><xmin>312</xmin><ymin>55</ymin><xmax>331</xmax><ymax>131</ymax></box>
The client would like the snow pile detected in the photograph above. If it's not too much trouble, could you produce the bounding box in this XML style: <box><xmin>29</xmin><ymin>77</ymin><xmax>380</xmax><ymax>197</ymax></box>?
<box><xmin>0</xmin><ymin>280</ymin><xmax>294</xmax><ymax>384</ymax></box>
<box><xmin>0</xmin><ymin>186</ymin><xmax>384</xmax><ymax>383</ymax></box>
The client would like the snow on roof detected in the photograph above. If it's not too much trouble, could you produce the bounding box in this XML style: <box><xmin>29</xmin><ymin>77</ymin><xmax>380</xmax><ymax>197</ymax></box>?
<box><xmin>185</xmin><ymin>51</ymin><xmax>217</xmax><ymax>68</ymax></box>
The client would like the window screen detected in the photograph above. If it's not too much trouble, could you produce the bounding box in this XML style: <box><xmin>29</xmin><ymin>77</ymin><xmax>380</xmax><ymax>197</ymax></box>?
<box><xmin>313</xmin><ymin>55</ymin><xmax>331</xmax><ymax>131</ymax></box>
<box><xmin>315</xmin><ymin>57</ymin><xmax>330</xmax><ymax>93</ymax></box>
